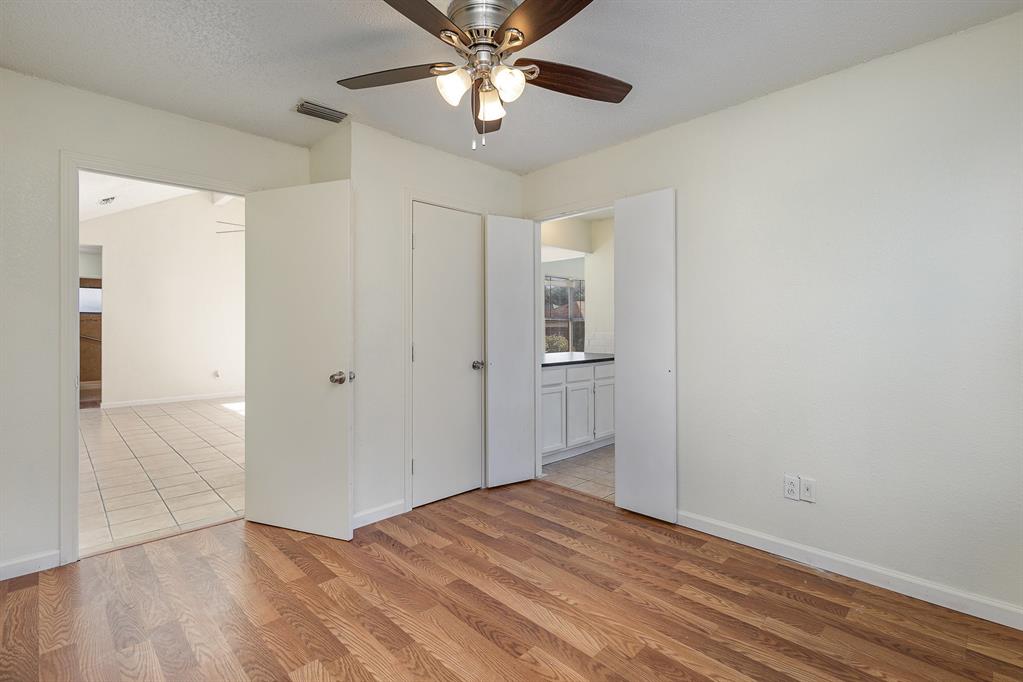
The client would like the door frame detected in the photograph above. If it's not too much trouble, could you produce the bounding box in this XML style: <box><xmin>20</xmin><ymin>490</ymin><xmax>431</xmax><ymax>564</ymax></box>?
<box><xmin>58</xmin><ymin>151</ymin><xmax>254</xmax><ymax>565</ymax></box>
<box><xmin>531</xmin><ymin>204</ymin><xmax>613</xmax><ymax>478</ymax></box>
<box><xmin>401</xmin><ymin>190</ymin><xmax>488</xmax><ymax>514</ymax></box>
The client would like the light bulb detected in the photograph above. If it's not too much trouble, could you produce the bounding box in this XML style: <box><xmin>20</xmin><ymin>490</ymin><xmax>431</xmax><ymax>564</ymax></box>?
<box><xmin>436</xmin><ymin>68</ymin><xmax>471</xmax><ymax>107</ymax></box>
<box><xmin>491</xmin><ymin>65</ymin><xmax>525</xmax><ymax>102</ymax></box>
<box><xmin>477</xmin><ymin>86</ymin><xmax>506</xmax><ymax>122</ymax></box>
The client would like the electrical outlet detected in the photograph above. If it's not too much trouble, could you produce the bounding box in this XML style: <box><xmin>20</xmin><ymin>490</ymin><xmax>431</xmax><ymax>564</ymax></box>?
<box><xmin>799</xmin><ymin>476</ymin><xmax>816</xmax><ymax>503</ymax></box>
<box><xmin>784</xmin><ymin>474</ymin><xmax>800</xmax><ymax>501</ymax></box>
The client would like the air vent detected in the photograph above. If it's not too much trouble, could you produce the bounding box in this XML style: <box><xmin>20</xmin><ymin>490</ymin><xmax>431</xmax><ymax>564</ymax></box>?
<box><xmin>297</xmin><ymin>100</ymin><xmax>348</xmax><ymax>123</ymax></box>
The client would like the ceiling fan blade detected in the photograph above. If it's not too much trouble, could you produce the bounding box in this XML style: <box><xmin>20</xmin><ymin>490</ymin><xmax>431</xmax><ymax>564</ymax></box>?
<box><xmin>338</xmin><ymin>62</ymin><xmax>454</xmax><ymax>89</ymax></box>
<box><xmin>471</xmin><ymin>80</ymin><xmax>502</xmax><ymax>134</ymax></box>
<box><xmin>381</xmin><ymin>0</ymin><xmax>472</xmax><ymax>45</ymax></box>
<box><xmin>495</xmin><ymin>0</ymin><xmax>593</xmax><ymax>52</ymax></box>
<box><xmin>515</xmin><ymin>59</ymin><xmax>632</xmax><ymax>103</ymax></box>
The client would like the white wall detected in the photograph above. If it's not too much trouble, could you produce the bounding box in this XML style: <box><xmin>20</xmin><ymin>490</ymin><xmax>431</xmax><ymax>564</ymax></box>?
<box><xmin>584</xmin><ymin>218</ymin><xmax>614</xmax><ymax>353</ymax></box>
<box><xmin>524</xmin><ymin>13</ymin><xmax>1023</xmax><ymax>624</ymax></box>
<box><xmin>78</xmin><ymin>249</ymin><xmax>102</xmax><ymax>278</ymax></box>
<box><xmin>309</xmin><ymin>121</ymin><xmax>352</xmax><ymax>183</ymax></box>
<box><xmin>0</xmin><ymin>67</ymin><xmax>308</xmax><ymax>577</ymax></box>
<box><xmin>542</xmin><ymin>257</ymin><xmax>584</xmax><ymax>280</ymax></box>
<box><xmin>346</xmin><ymin>121</ymin><xmax>523</xmax><ymax>524</ymax></box>
<box><xmin>79</xmin><ymin>192</ymin><xmax>245</xmax><ymax>405</ymax></box>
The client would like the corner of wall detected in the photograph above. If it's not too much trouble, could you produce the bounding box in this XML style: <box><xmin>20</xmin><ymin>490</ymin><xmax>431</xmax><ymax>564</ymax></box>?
<box><xmin>309</xmin><ymin>121</ymin><xmax>353</xmax><ymax>183</ymax></box>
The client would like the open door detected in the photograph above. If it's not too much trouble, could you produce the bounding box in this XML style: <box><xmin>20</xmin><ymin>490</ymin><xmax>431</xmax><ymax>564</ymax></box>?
<box><xmin>614</xmin><ymin>188</ymin><xmax>677</xmax><ymax>522</ymax></box>
<box><xmin>485</xmin><ymin>215</ymin><xmax>537</xmax><ymax>486</ymax></box>
<box><xmin>245</xmin><ymin>180</ymin><xmax>353</xmax><ymax>540</ymax></box>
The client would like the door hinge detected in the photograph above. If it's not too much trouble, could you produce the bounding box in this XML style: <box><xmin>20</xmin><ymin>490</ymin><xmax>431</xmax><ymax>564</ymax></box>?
<box><xmin>411</xmin><ymin>343</ymin><xmax>415</xmax><ymax>362</ymax></box>
<box><xmin>411</xmin><ymin>459</ymin><xmax>414</xmax><ymax>475</ymax></box>
<box><xmin>412</xmin><ymin>233</ymin><xmax>415</xmax><ymax>250</ymax></box>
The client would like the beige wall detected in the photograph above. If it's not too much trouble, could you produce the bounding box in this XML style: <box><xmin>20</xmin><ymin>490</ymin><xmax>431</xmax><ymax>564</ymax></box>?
<box><xmin>540</xmin><ymin>217</ymin><xmax>591</xmax><ymax>252</ymax></box>
<box><xmin>584</xmin><ymin>218</ymin><xmax>614</xmax><ymax>353</ymax></box>
<box><xmin>79</xmin><ymin>193</ymin><xmax>245</xmax><ymax>406</ymax></box>
<box><xmin>524</xmin><ymin>13</ymin><xmax>1023</xmax><ymax>620</ymax></box>
<box><xmin>0</xmin><ymin>67</ymin><xmax>308</xmax><ymax>577</ymax></box>
<box><xmin>346</xmin><ymin>121</ymin><xmax>523</xmax><ymax>524</ymax></box>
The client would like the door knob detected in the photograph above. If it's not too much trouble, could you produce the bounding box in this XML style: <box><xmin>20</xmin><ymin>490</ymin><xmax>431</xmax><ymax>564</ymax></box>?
<box><xmin>329</xmin><ymin>371</ymin><xmax>347</xmax><ymax>384</ymax></box>
<box><xmin>471</xmin><ymin>360</ymin><xmax>485</xmax><ymax>370</ymax></box>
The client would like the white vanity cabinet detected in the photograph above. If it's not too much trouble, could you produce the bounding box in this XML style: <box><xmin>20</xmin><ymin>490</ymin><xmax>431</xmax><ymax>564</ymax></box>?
<box><xmin>540</xmin><ymin>361</ymin><xmax>614</xmax><ymax>463</ymax></box>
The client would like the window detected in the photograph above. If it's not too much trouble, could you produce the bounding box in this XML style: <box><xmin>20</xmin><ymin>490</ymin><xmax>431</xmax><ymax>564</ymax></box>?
<box><xmin>544</xmin><ymin>275</ymin><xmax>584</xmax><ymax>352</ymax></box>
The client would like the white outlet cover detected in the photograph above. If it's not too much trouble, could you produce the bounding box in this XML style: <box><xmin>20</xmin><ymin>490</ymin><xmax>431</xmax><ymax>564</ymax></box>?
<box><xmin>800</xmin><ymin>476</ymin><xmax>817</xmax><ymax>503</ymax></box>
<box><xmin>784</xmin><ymin>474</ymin><xmax>800</xmax><ymax>501</ymax></box>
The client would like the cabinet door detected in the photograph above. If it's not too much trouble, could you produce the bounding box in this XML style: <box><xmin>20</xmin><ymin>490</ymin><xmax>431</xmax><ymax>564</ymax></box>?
<box><xmin>594</xmin><ymin>377</ymin><xmax>615</xmax><ymax>440</ymax></box>
<box><xmin>565</xmin><ymin>382</ymin><xmax>594</xmax><ymax>448</ymax></box>
<box><xmin>541</xmin><ymin>386</ymin><xmax>566</xmax><ymax>453</ymax></box>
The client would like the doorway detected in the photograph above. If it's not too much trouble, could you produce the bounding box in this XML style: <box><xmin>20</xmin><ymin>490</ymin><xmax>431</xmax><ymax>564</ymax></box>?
<box><xmin>536</xmin><ymin>208</ymin><xmax>617</xmax><ymax>501</ymax></box>
<box><xmin>78</xmin><ymin>248</ymin><xmax>103</xmax><ymax>409</ymax></box>
<box><xmin>535</xmin><ymin>189</ymin><xmax>678</xmax><ymax>523</ymax></box>
<box><xmin>76</xmin><ymin>170</ymin><xmax>246</xmax><ymax>556</ymax></box>
<box><xmin>411</xmin><ymin>201</ymin><xmax>485</xmax><ymax>507</ymax></box>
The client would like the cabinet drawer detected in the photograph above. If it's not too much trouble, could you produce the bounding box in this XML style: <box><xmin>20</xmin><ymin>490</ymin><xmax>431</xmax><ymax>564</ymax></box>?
<box><xmin>594</xmin><ymin>362</ymin><xmax>615</xmax><ymax>379</ymax></box>
<box><xmin>541</xmin><ymin>367</ymin><xmax>566</xmax><ymax>386</ymax></box>
<box><xmin>566</xmin><ymin>365</ymin><xmax>594</xmax><ymax>383</ymax></box>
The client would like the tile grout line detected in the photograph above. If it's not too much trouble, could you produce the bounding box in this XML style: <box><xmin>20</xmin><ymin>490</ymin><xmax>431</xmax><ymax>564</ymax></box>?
<box><xmin>81</xmin><ymin>398</ymin><xmax>246</xmax><ymax>555</ymax></box>
<box><xmin>105</xmin><ymin>404</ymin><xmax>181</xmax><ymax>540</ymax></box>
<box><xmin>79</xmin><ymin>417</ymin><xmax>114</xmax><ymax>544</ymax></box>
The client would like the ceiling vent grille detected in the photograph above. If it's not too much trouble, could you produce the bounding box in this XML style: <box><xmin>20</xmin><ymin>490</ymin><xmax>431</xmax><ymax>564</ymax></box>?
<box><xmin>297</xmin><ymin>100</ymin><xmax>348</xmax><ymax>123</ymax></box>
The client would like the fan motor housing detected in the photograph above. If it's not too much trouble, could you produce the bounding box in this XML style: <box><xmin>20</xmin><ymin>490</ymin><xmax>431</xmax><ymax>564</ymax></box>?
<box><xmin>447</xmin><ymin>0</ymin><xmax>518</xmax><ymax>41</ymax></box>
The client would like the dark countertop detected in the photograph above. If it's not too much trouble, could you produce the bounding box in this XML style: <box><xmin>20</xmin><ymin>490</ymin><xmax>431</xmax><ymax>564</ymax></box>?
<box><xmin>542</xmin><ymin>352</ymin><xmax>615</xmax><ymax>367</ymax></box>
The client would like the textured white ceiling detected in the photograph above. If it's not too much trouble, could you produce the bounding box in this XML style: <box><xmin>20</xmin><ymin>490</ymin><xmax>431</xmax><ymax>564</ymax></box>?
<box><xmin>3</xmin><ymin>1</ymin><xmax>1020</xmax><ymax>174</ymax></box>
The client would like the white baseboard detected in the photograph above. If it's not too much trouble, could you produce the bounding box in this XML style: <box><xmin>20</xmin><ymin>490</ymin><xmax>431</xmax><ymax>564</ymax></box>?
<box><xmin>542</xmin><ymin>436</ymin><xmax>615</xmax><ymax>465</ymax></box>
<box><xmin>353</xmin><ymin>499</ymin><xmax>405</xmax><ymax>529</ymax></box>
<box><xmin>101</xmin><ymin>391</ymin><xmax>245</xmax><ymax>409</ymax></box>
<box><xmin>0</xmin><ymin>550</ymin><xmax>60</xmax><ymax>581</ymax></box>
<box><xmin>677</xmin><ymin>509</ymin><xmax>1023</xmax><ymax>631</ymax></box>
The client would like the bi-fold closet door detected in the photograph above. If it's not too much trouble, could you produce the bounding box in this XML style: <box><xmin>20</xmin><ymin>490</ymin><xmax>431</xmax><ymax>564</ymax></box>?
<box><xmin>614</xmin><ymin>188</ymin><xmax>678</xmax><ymax>523</ymax></box>
<box><xmin>410</xmin><ymin>206</ymin><xmax>537</xmax><ymax>507</ymax></box>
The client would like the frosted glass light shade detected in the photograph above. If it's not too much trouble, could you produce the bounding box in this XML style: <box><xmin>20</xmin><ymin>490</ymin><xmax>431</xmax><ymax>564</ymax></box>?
<box><xmin>491</xmin><ymin>65</ymin><xmax>525</xmax><ymax>102</ymax></box>
<box><xmin>436</xmin><ymin>68</ymin><xmax>472</xmax><ymax>106</ymax></box>
<box><xmin>477</xmin><ymin>86</ymin><xmax>506</xmax><ymax>121</ymax></box>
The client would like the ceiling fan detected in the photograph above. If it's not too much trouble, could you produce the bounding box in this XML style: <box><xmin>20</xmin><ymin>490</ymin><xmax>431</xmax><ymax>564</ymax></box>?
<box><xmin>338</xmin><ymin>0</ymin><xmax>632</xmax><ymax>139</ymax></box>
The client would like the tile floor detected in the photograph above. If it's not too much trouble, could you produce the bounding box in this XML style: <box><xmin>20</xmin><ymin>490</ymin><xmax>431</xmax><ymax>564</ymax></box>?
<box><xmin>540</xmin><ymin>444</ymin><xmax>615</xmax><ymax>501</ymax></box>
<box><xmin>79</xmin><ymin>397</ymin><xmax>246</xmax><ymax>556</ymax></box>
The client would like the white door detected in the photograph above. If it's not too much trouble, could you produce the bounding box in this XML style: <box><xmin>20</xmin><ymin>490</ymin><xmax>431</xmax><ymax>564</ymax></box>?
<box><xmin>565</xmin><ymin>382</ymin><xmax>594</xmax><ymax>448</ymax></box>
<box><xmin>594</xmin><ymin>377</ymin><xmax>615</xmax><ymax>440</ymax></box>
<box><xmin>615</xmin><ymin>188</ymin><xmax>677</xmax><ymax>522</ymax></box>
<box><xmin>412</xmin><ymin>202</ymin><xmax>484</xmax><ymax>507</ymax></box>
<box><xmin>485</xmin><ymin>215</ymin><xmax>536</xmax><ymax>487</ymax></box>
<box><xmin>245</xmin><ymin>180</ymin><xmax>353</xmax><ymax>540</ymax></box>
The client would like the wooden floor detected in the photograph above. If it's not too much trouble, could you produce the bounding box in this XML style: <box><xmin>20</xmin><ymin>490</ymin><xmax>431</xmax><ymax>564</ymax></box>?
<box><xmin>1</xmin><ymin>481</ymin><xmax>1020</xmax><ymax>681</ymax></box>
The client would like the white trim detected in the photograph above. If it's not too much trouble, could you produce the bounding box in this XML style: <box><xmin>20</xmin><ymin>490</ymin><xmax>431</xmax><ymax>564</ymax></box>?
<box><xmin>59</xmin><ymin>151</ymin><xmax>258</xmax><ymax>568</ymax></box>
<box><xmin>677</xmin><ymin>509</ymin><xmax>1023</xmax><ymax>631</ymax></box>
<box><xmin>353</xmin><ymin>499</ymin><xmax>406</xmax><ymax>529</ymax></box>
<box><xmin>541</xmin><ymin>436</ymin><xmax>615</xmax><ymax>466</ymax></box>
<box><xmin>0</xmin><ymin>551</ymin><xmax>60</xmax><ymax>581</ymax></box>
<box><xmin>100</xmin><ymin>391</ymin><xmax>245</xmax><ymax>409</ymax></box>
<box><xmin>533</xmin><ymin>220</ymin><xmax>544</xmax><ymax>478</ymax></box>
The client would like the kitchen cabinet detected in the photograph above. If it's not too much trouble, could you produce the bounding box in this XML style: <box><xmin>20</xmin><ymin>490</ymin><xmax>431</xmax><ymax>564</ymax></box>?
<box><xmin>540</xmin><ymin>360</ymin><xmax>614</xmax><ymax>463</ymax></box>
<box><xmin>541</xmin><ymin>384</ymin><xmax>566</xmax><ymax>453</ymax></box>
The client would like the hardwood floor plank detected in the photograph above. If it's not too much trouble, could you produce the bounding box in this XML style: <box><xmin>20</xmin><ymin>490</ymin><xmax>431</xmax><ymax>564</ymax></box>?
<box><xmin>2</xmin><ymin>480</ymin><xmax>1019</xmax><ymax>682</ymax></box>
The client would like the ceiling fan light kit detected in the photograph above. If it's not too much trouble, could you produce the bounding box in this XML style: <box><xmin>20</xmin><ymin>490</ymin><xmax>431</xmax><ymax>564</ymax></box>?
<box><xmin>338</xmin><ymin>0</ymin><xmax>633</xmax><ymax>142</ymax></box>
